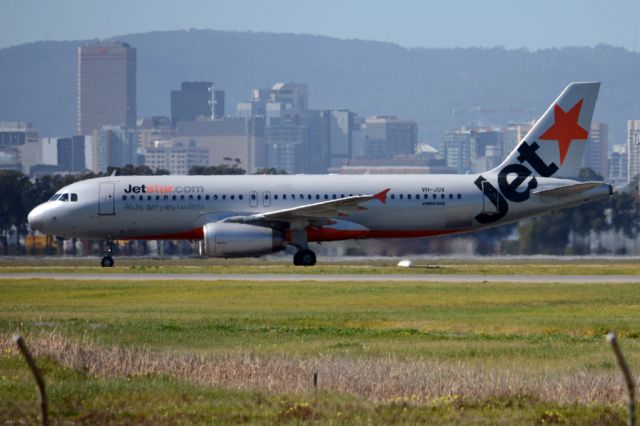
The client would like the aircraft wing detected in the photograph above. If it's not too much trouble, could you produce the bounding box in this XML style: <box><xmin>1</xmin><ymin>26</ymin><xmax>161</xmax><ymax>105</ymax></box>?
<box><xmin>224</xmin><ymin>189</ymin><xmax>390</xmax><ymax>224</ymax></box>
<box><xmin>533</xmin><ymin>182</ymin><xmax>603</xmax><ymax>197</ymax></box>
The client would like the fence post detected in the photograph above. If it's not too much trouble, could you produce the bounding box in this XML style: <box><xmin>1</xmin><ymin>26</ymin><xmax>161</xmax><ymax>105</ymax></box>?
<box><xmin>607</xmin><ymin>331</ymin><xmax>636</xmax><ymax>426</ymax></box>
<box><xmin>13</xmin><ymin>335</ymin><xmax>48</xmax><ymax>426</ymax></box>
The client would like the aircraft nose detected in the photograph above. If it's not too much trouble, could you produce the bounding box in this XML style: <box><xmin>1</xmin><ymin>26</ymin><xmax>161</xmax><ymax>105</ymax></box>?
<box><xmin>28</xmin><ymin>205</ymin><xmax>45</xmax><ymax>232</ymax></box>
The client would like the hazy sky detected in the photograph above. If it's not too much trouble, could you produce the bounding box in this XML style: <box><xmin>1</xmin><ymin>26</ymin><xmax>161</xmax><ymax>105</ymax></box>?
<box><xmin>2</xmin><ymin>0</ymin><xmax>639</xmax><ymax>51</ymax></box>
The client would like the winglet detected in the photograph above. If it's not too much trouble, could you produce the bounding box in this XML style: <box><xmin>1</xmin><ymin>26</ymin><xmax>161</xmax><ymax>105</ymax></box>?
<box><xmin>373</xmin><ymin>188</ymin><xmax>391</xmax><ymax>204</ymax></box>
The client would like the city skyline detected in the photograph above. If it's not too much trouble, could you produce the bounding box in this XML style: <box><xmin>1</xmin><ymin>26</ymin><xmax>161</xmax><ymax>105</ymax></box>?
<box><xmin>1</xmin><ymin>0</ymin><xmax>639</xmax><ymax>51</ymax></box>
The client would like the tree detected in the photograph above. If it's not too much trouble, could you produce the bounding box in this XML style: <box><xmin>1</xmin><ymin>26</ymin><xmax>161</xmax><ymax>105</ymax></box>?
<box><xmin>254</xmin><ymin>167</ymin><xmax>288</xmax><ymax>175</ymax></box>
<box><xmin>107</xmin><ymin>165</ymin><xmax>154</xmax><ymax>176</ymax></box>
<box><xmin>189</xmin><ymin>164</ymin><xmax>246</xmax><ymax>175</ymax></box>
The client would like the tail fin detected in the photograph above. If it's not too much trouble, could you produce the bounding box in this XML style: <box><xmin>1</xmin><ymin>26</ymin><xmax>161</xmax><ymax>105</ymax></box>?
<box><xmin>490</xmin><ymin>82</ymin><xmax>600</xmax><ymax>179</ymax></box>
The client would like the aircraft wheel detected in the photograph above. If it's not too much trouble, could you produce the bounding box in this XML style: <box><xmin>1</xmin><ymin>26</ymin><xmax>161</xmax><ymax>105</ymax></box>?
<box><xmin>101</xmin><ymin>256</ymin><xmax>114</xmax><ymax>268</ymax></box>
<box><xmin>294</xmin><ymin>249</ymin><xmax>316</xmax><ymax>267</ymax></box>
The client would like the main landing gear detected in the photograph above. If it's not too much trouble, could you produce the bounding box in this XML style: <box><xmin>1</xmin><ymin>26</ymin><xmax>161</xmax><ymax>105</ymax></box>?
<box><xmin>289</xmin><ymin>227</ymin><xmax>316</xmax><ymax>266</ymax></box>
<box><xmin>293</xmin><ymin>249</ymin><xmax>316</xmax><ymax>266</ymax></box>
<box><xmin>101</xmin><ymin>239</ymin><xmax>114</xmax><ymax>267</ymax></box>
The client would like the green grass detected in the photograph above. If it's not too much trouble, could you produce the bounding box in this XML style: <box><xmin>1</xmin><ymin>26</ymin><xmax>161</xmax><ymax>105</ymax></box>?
<box><xmin>2</xmin><ymin>277</ymin><xmax>640</xmax><ymax>423</ymax></box>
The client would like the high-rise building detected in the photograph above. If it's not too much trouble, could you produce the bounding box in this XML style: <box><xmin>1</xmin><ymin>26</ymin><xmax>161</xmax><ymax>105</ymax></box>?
<box><xmin>170</xmin><ymin>82</ymin><xmax>225</xmax><ymax>127</ymax></box>
<box><xmin>502</xmin><ymin>122</ymin><xmax>533</xmax><ymax>156</ymax></box>
<box><xmin>57</xmin><ymin>136</ymin><xmax>89</xmax><ymax>172</ymax></box>
<box><xmin>582</xmin><ymin>122</ymin><xmax>609</xmax><ymax>178</ymax></box>
<box><xmin>176</xmin><ymin>117</ymin><xmax>263</xmax><ymax>173</ymax></box>
<box><xmin>626</xmin><ymin>120</ymin><xmax>640</xmax><ymax>182</ymax></box>
<box><xmin>266</xmin><ymin>119</ymin><xmax>309</xmax><ymax>174</ymax></box>
<box><xmin>609</xmin><ymin>145</ymin><xmax>628</xmax><ymax>187</ymax></box>
<box><xmin>0</xmin><ymin>122</ymin><xmax>39</xmax><ymax>172</ymax></box>
<box><xmin>92</xmin><ymin>126</ymin><xmax>138</xmax><ymax>173</ymax></box>
<box><xmin>77</xmin><ymin>41</ymin><xmax>137</xmax><ymax>135</ymax></box>
<box><xmin>269</xmin><ymin>83</ymin><xmax>308</xmax><ymax>112</ymax></box>
<box><xmin>443</xmin><ymin>129</ymin><xmax>471</xmax><ymax>173</ymax></box>
<box><xmin>329</xmin><ymin>110</ymin><xmax>354</xmax><ymax>167</ymax></box>
<box><xmin>364</xmin><ymin>116</ymin><xmax>417</xmax><ymax>158</ymax></box>
<box><xmin>144</xmin><ymin>140</ymin><xmax>209</xmax><ymax>175</ymax></box>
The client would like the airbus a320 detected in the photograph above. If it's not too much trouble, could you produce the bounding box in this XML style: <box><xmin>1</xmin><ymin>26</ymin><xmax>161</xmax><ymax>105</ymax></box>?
<box><xmin>28</xmin><ymin>82</ymin><xmax>611</xmax><ymax>266</ymax></box>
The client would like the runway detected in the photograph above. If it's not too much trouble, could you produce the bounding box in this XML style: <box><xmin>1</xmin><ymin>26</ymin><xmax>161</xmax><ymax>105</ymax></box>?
<box><xmin>1</xmin><ymin>273</ymin><xmax>640</xmax><ymax>284</ymax></box>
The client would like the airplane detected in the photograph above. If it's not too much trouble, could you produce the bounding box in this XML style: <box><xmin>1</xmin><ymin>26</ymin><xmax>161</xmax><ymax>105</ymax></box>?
<box><xmin>28</xmin><ymin>82</ymin><xmax>611</xmax><ymax>267</ymax></box>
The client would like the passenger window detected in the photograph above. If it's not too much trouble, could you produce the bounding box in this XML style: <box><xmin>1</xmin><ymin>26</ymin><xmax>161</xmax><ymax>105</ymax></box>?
<box><xmin>122</xmin><ymin>195</ymin><xmax>127</xmax><ymax>201</ymax></box>
<box><xmin>197</xmin><ymin>195</ymin><xmax>201</xmax><ymax>200</ymax></box>
<box><xmin>230</xmin><ymin>195</ymin><xmax>235</xmax><ymax>200</ymax></box>
<box><xmin>239</xmin><ymin>195</ymin><xmax>243</xmax><ymax>200</ymax></box>
<box><xmin>148</xmin><ymin>195</ymin><xmax>152</xmax><ymax>201</ymax></box>
<box><xmin>457</xmin><ymin>194</ymin><xmax>462</xmax><ymax>199</ymax></box>
<box><xmin>416</xmin><ymin>194</ymin><xmax>420</xmax><ymax>200</ymax></box>
<box><xmin>274</xmin><ymin>194</ymin><xmax>278</xmax><ymax>200</ymax></box>
<box><xmin>180</xmin><ymin>195</ymin><xmax>185</xmax><ymax>200</ymax></box>
<box><xmin>332</xmin><ymin>194</ymin><xmax>337</xmax><ymax>199</ymax></box>
<box><xmin>399</xmin><ymin>194</ymin><xmax>403</xmax><ymax>200</ymax></box>
<box><xmin>423</xmin><ymin>194</ymin><xmax>428</xmax><ymax>200</ymax></box>
<box><xmin>205</xmin><ymin>195</ymin><xmax>210</xmax><ymax>201</ymax></box>
<box><xmin>316</xmin><ymin>194</ymin><xmax>320</xmax><ymax>200</ymax></box>
<box><xmin>449</xmin><ymin>194</ymin><xmax>453</xmax><ymax>199</ymax></box>
<box><xmin>432</xmin><ymin>194</ymin><xmax>437</xmax><ymax>200</ymax></box>
<box><xmin>164</xmin><ymin>195</ymin><xmax>169</xmax><ymax>200</ymax></box>
<box><xmin>391</xmin><ymin>194</ymin><xmax>395</xmax><ymax>200</ymax></box>
<box><xmin>222</xmin><ymin>195</ymin><xmax>226</xmax><ymax>200</ymax></box>
<box><xmin>71</xmin><ymin>193</ymin><xmax>78</xmax><ymax>202</ymax></box>
<box><xmin>341</xmin><ymin>194</ymin><xmax>345</xmax><ymax>198</ymax></box>
<box><xmin>407</xmin><ymin>194</ymin><xmax>412</xmax><ymax>200</ymax></box>
<box><xmin>172</xmin><ymin>195</ymin><xmax>176</xmax><ymax>201</ymax></box>
<box><xmin>250</xmin><ymin>193</ymin><xmax>255</xmax><ymax>200</ymax></box>
<box><xmin>308</xmin><ymin>194</ymin><xmax>312</xmax><ymax>200</ymax></box>
<box><xmin>324</xmin><ymin>194</ymin><xmax>329</xmax><ymax>200</ymax></box>
<box><xmin>291</xmin><ymin>194</ymin><xmax>296</xmax><ymax>200</ymax></box>
<box><xmin>441</xmin><ymin>194</ymin><xmax>445</xmax><ymax>199</ymax></box>
<box><xmin>59</xmin><ymin>193</ymin><xmax>69</xmax><ymax>202</ymax></box>
<box><xmin>283</xmin><ymin>194</ymin><xmax>287</xmax><ymax>200</ymax></box>
<box><xmin>156</xmin><ymin>195</ymin><xmax>160</xmax><ymax>201</ymax></box>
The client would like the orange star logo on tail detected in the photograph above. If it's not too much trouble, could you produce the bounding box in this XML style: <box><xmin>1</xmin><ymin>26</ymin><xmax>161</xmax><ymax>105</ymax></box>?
<box><xmin>538</xmin><ymin>99</ymin><xmax>589</xmax><ymax>165</ymax></box>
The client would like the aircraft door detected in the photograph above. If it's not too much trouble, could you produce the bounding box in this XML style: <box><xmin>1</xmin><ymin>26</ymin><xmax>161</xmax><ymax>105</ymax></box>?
<box><xmin>249</xmin><ymin>191</ymin><xmax>258</xmax><ymax>208</ymax></box>
<box><xmin>262</xmin><ymin>191</ymin><xmax>271</xmax><ymax>207</ymax></box>
<box><xmin>98</xmin><ymin>183</ymin><xmax>115</xmax><ymax>215</ymax></box>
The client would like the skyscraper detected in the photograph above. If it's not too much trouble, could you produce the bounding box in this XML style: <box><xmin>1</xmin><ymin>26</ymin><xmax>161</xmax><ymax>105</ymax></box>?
<box><xmin>77</xmin><ymin>42</ymin><xmax>137</xmax><ymax>135</ymax></box>
<box><xmin>626</xmin><ymin>119</ymin><xmax>640</xmax><ymax>182</ymax></box>
<box><xmin>171</xmin><ymin>82</ymin><xmax>225</xmax><ymax>127</ymax></box>
<box><xmin>582</xmin><ymin>122</ymin><xmax>609</xmax><ymax>178</ymax></box>
<box><xmin>364</xmin><ymin>116</ymin><xmax>417</xmax><ymax>158</ymax></box>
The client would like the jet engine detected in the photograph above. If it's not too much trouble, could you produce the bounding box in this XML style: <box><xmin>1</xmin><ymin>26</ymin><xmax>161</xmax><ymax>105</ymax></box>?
<box><xmin>202</xmin><ymin>222</ymin><xmax>285</xmax><ymax>257</ymax></box>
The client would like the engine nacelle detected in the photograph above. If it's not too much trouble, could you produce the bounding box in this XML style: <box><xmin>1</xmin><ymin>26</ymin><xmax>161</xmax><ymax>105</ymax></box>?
<box><xmin>202</xmin><ymin>222</ymin><xmax>285</xmax><ymax>257</ymax></box>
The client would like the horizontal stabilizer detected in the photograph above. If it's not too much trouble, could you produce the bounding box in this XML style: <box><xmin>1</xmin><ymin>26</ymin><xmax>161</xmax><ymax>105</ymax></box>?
<box><xmin>533</xmin><ymin>182</ymin><xmax>603</xmax><ymax>197</ymax></box>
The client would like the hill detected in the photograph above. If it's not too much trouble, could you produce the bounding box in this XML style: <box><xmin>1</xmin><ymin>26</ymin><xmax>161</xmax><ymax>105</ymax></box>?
<box><xmin>1</xmin><ymin>29</ymin><xmax>639</xmax><ymax>146</ymax></box>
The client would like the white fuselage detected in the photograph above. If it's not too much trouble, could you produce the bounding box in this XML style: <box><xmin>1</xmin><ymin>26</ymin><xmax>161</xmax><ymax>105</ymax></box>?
<box><xmin>27</xmin><ymin>173</ymin><xmax>611</xmax><ymax>242</ymax></box>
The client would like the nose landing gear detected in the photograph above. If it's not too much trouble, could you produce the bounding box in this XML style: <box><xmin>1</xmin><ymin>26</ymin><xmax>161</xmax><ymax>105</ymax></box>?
<box><xmin>101</xmin><ymin>239</ymin><xmax>114</xmax><ymax>267</ymax></box>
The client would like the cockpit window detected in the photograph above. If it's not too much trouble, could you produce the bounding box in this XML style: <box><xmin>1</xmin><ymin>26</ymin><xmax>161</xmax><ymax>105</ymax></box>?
<box><xmin>49</xmin><ymin>193</ymin><xmax>61</xmax><ymax>201</ymax></box>
<box><xmin>71</xmin><ymin>193</ymin><xmax>78</xmax><ymax>202</ymax></box>
<box><xmin>58</xmin><ymin>193</ymin><xmax>69</xmax><ymax>202</ymax></box>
